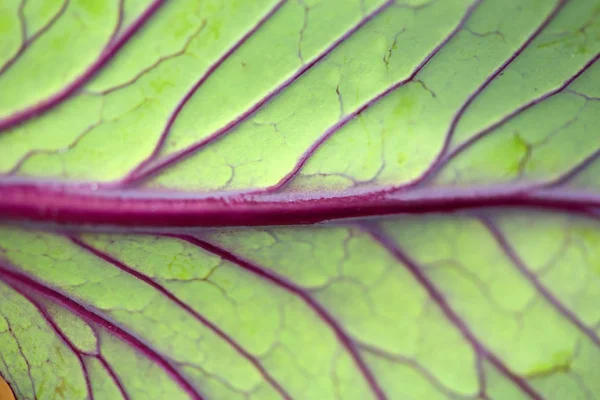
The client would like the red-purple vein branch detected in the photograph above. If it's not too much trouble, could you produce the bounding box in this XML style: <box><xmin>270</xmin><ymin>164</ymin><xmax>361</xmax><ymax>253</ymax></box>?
<box><xmin>120</xmin><ymin>0</ymin><xmax>396</xmax><ymax>186</ymax></box>
<box><xmin>109</xmin><ymin>0</ymin><xmax>125</xmax><ymax>45</ymax></box>
<box><xmin>479</xmin><ymin>216</ymin><xmax>600</xmax><ymax>349</ymax></box>
<box><xmin>256</xmin><ymin>0</ymin><xmax>483</xmax><ymax>194</ymax></box>
<box><xmin>422</xmin><ymin>52</ymin><xmax>600</xmax><ymax>188</ymax></box>
<box><xmin>0</xmin><ymin>263</ymin><xmax>204</xmax><ymax>400</ymax></box>
<box><xmin>68</xmin><ymin>235</ymin><xmax>292</xmax><ymax>400</ymax></box>
<box><xmin>544</xmin><ymin>131</ymin><xmax>600</xmax><ymax>187</ymax></box>
<box><xmin>96</xmin><ymin>354</ymin><xmax>130</xmax><ymax>400</ymax></box>
<box><xmin>0</xmin><ymin>0</ymin><xmax>70</xmax><ymax>76</ymax></box>
<box><xmin>22</xmin><ymin>275</ymin><xmax>131</xmax><ymax>400</ymax></box>
<box><xmin>173</xmin><ymin>234</ymin><xmax>388</xmax><ymax>400</ymax></box>
<box><xmin>120</xmin><ymin>0</ymin><xmax>289</xmax><ymax>185</ymax></box>
<box><xmin>89</xmin><ymin>321</ymin><xmax>130</xmax><ymax>400</ymax></box>
<box><xmin>87</xmin><ymin>21</ymin><xmax>207</xmax><ymax>96</ymax></box>
<box><xmin>20</xmin><ymin>294</ymin><xmax>96</xmax><ymax>400</ymax></box>
<box><xmin>397</xmin><ymin>0</ymin><xmax>570</xmax><ymax>190</ymax></box>
<box><xmin>2</xmin><ymin>316</ymin><xmax>35</xmax><ymax>397</ymax></box>
<box><xmin>361</xmin><ymin>224</ymin><xmax>542</xmax><ymax>400</ymax></box>
<box><xmin>357</xmin><ymin>342</ymin><xmax>473</xmax><ymax>399</ymax></box>
<box><xmin>0</xmin><ymin>0</ymin><xmax>166</xmax><ymax>132</ymax></box>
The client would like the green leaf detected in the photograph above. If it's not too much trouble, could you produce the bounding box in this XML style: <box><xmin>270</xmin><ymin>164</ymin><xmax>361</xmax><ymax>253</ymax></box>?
<box><xmin>0</xmin><ymin>0</ymin><xmax>599</xmax><ymax>399</ymax></box>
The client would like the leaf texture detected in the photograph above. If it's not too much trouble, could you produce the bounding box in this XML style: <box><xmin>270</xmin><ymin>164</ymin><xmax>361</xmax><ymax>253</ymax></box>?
<box><xmin>0</xmin><ymin>0</ymin><xmax>599</xmax><ymax>399</ymax></box>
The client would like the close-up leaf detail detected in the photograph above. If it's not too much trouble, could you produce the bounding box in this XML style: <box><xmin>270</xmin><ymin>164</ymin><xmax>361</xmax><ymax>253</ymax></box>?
<box><xmin>0</xmin><ymin>0</ymin><xmax>599</xmax><ymax>399</ymax></box>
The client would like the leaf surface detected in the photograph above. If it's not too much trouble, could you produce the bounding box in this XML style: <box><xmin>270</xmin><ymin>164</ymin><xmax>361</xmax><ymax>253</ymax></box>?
<box><xmin>0</xmin><ymin>0</ymin><xmax>599</xmax><ymax>399</ymax></box>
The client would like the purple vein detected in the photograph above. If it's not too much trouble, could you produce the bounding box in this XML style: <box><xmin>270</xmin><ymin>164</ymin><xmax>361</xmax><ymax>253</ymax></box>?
<box><xmin>545</xmin><ymin>139</ymin><xmax>600</xmax><ymax>187</ymax></box>
<box><xmin>87</xmin><ymin>21</ymin><xmax>207</xmax><ymax>96</ymax></box>
<box><xmin>256</xmin><ymin>0</ymin><xmax>483</xmax><ymax>194</ymax></box>
<box><xmin>479</xmin><ymin>217</ymin><xmax>600</xmax><ymax>348</ymax></box>
<box><xmin>119</xmin><ymin>0</ymin><xmax>289</xmax><ymax>185</ymax></box>
<box><xmin>476</xmin><ymin>355</ymin><xmax>489</xmax><ymax>400</ymax></box>
<box><xmin>362</xmin><ymin>224</ymin><xmax>543</xmax><ymax>400</ymax></box>
<box><xmin>68</xmin><ymin>235</ymin><xmax>292</xmax><ymax>400</ymax></box>
<box><xmin>22</xmin><ymin>294</ymin><xmax>95</xmax><ymax>400</ymax></box>
<box><xmin>120</xmin><ymin>0</ymin><xmax>395</xmax><ymax>187</ymax></box>
<box><xmin>358</xmin><ymin>342</ymin><xmax>474</xmax><ymax>400</ymax></box>
<box><xmin>90</xmin><ymin>320</ymin><xmax>130</xmax><ymax>400</ymax></box>
<box><xmin>393</xmin><ymin>0</ymin><xmax>570</xmax><ymax>191</ymax></box>
<box><xmin>97</xmin><ymin>354</ymin><xmax>130</xmax><ymax>400</ymax></box>
<box><xmin>3</xmin><ymin>317</ymin><xmax>35</xmax><ymax>398</ymax></box>
<box><xmin>0</xmin><ymin>0</ymin><xmax>69</xmax><ymax>76</ymax></box>
<box><xmin>109</xmin><ymin>0</ymin><xmax>125</xmax><ymax>45</ymax></box>
<box><xmin>173</xmin><ymin>234</ymin><xmax>388</xmax><ymax>400</ymax></box>
<box><xmin>0</xmin><ymin>262</ymin><xmax>204</xmax><ymax>400</ymax></box>
<box><xmin>423</xmin><ymin>52</ymin><xmax>600</xmax><ymax>188</ymax></box>
<box><xmin>17</xmin><ymin>0</ymin><xmax>26</xmax><ymax>42</ymax></box>
<box><xmin>0</xmin><ymin>0</ymin><xmax>166</xmax><ymax>132</ymax></box>
<box><xmin>7</xmin><ymin>119</ymin><xmax>103</xmax><ymax>175</ymax></box>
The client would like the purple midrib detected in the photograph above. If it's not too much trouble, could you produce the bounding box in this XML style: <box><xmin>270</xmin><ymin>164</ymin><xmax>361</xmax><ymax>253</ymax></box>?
<box><xmin>0</xmin><ymin>183</ymin><xmax>599</xmax><ymax>227</ymax></box>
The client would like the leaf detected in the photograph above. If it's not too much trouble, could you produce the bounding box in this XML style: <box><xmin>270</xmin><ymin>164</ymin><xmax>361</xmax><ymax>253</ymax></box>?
<box><xmin>0</xmin><ymin>0</ymin><xmax>599</xmax><ymax>399</ymax></box>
